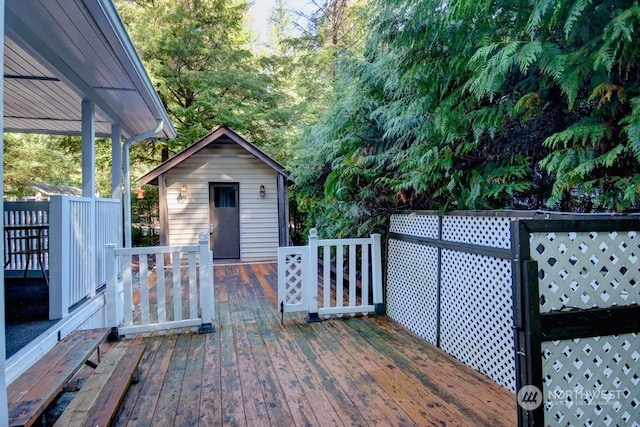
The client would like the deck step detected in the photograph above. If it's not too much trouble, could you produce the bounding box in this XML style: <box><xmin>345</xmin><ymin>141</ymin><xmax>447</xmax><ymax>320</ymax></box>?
<box><xmin>7</xmin><ymin>328</ymin><xmax>111</xmax><ymax>427</ymax></box>
<box><xmin>53</xmin><ymin>342</ymin><xmax>146</xmax><ymax>427</ymax></box>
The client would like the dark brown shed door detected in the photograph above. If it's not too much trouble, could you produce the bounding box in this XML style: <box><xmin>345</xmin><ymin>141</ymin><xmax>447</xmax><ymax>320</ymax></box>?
<box><xmin>209</xmin><ymin>183</ymin><xmax>240</xmax><ymax>259</ymax></box>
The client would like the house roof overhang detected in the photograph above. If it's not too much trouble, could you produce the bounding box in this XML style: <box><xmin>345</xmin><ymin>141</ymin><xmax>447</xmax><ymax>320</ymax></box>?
<box><xmin>3</xmin><ymin>0</ymin><xmax>176</xmax><ymax>140</ymax></box>
<box><xmin>138</xmin><ymin>125</ymin><xmax>289</xmax><ymax>186</ymax></box>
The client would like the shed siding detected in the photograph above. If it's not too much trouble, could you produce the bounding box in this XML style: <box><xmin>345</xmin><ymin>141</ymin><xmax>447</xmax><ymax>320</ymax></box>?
<box><xmin>164</xmin><ymin>145</ymin><xmax>280</xmax><ymax>261</ymax></box>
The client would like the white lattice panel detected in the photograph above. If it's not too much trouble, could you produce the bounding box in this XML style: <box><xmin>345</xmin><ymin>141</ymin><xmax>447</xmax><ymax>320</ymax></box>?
<box><xmin>542</xmin><ymin>333</ymin><xmax>640</xmax><ymax>426</ymax></box>
<box><xmin>277</xmin><ymin>246</ymin><xmax>309</xmax><ymax>313</ymax></box>
<box><xmin>442</xmin><ymin>216</ymin><xmax>514</xmax><ymax>248</ymax></box>
<box><xmin>389</xmin><ymin>214</ymin><xmax>439</xmax><ymax>238</ymax></box>
<box><xmin>386</xmin><ymin>239</ymin><xmax>439</xmax><ymax>344</ymax></box>
<box><xmin>530</xmin><ymin>231</ymin><xmax>640</xmax><ymax>313</ymax></box>
<box><xmin>440</xmin><ymin>249</ymin><xmax>516</xmax><ymax>392</ymax></box>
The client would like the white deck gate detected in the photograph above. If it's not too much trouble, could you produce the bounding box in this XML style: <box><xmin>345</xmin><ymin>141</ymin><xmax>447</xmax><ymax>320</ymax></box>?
<box><xmin>105</xmin><ymin>232</ymin><xmax>214</xmax><ymax>335</ymax></box>
<box><xmin>278</xmin><ymin>229</ymin><xmax>383</xmax><ymax>320</ymax></box>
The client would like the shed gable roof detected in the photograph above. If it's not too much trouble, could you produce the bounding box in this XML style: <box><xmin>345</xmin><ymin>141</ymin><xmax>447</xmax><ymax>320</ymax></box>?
<box><xmin>138</xmin><ymin>126</ymin><xmax>289</xmax><ymax>186</ymax></box>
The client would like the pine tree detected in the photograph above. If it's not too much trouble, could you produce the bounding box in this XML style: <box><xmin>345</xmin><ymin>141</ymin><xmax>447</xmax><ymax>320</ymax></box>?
<box><xmin>116</xmin><ymin>0</ymin><xmax>290</xmax><ymax>156</ymax></box>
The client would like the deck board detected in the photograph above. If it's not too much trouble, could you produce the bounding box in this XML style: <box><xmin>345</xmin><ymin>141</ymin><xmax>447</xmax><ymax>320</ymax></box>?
<box><xmin>121</xmin><ymin>335</ymin><xmax>177</xmax><ymax>426</ymax></box>
<box><xmin>113</xmin><ymin>261</ymin><xmax>516</xmax><ymax>426</ymax></box>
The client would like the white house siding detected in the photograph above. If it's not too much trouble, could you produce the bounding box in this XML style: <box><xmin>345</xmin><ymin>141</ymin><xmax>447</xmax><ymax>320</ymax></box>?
<box><xmin>164</xmin><ymin>145</ymin><xmax>280</xmax><ymax>261</ymax></box>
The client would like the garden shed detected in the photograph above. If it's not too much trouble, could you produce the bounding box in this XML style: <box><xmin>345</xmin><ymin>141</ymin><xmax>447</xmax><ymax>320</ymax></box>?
<box><xmin>138</xmin><ymin>125</ymin><xmax>289</xmax><ymax>260</ymax></box>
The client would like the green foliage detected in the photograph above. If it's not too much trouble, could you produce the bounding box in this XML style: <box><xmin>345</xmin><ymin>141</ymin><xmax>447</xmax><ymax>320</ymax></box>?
<box><xmin>131</xmin><ymin>185</ymin><xmax>160</xmax><ymax>246</ymax></box>
<box><xmin>117</xmin><ymin>0</ymin><xmax>292</xmax><ymax>162</ymax></box>
<box><xmin>289</xmin><ymin>0</ymin><xmax>640</xmax><ymax>237</ymax></box>
<box><xmin>621</xmin><ymin>96</ymin><xmax>640</xmax><ymax>159</ymax></box>
<box><xmin>2</xmin><ymin>134</ymin><xmax>116</xmax><ymax>198</ymax></box>
<box><xmin>9</xmin><ymin>0</ymin><xmax>639</xmax><ymax>239</ymax></box>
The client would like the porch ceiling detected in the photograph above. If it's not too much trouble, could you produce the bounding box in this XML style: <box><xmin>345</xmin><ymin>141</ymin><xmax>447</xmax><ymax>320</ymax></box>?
<box><xmin>3</xmin><ymin>0</ymin><xmax>175</xmax><ymax>140</ymax></box>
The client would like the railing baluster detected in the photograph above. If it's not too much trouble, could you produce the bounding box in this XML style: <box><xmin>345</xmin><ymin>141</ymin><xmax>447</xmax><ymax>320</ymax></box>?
<box><xmin>173</xmin><ymin>252</ymin><xmax>182</xmax><ymax>322</ymax></box>
<box><xmin>336</xmin><ymin>245</ymin><xmax>343</xmax><ymax>312</ymax></box>
<box><xmin>323</xmin><ymin>245</ymin><xmax>331</xmax><ymax>312</ymax></box>
<box><xmin>349</xmin><ymin>243</ymin><xmax>356</xmax><ymax>313</ymax></box>
<box><xmin>123</xmin><ymin>253</ymin><xmax>133</xmax><ymax>327</ymax></box>
<box><xmin>362</xmin><ymin>243</ymin><xmax>369</xmax><ymax>308</ymax></box>
<box><xmin>156</xmin><ymin>254</ymin><xmax>166</xmax><ymax>324</ymax></box>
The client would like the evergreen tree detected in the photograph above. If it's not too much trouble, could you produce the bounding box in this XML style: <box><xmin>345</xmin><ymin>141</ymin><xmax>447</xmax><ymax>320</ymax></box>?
<box><xmin>117</xmin><ymin>0</ymin><xmax>290</xmax><ymax>157</ymax></box>
<box><xmin>2</xmin><ymin>133</ymin><xmax>117</xmax><ymax>198</ymax></box>
<box><xmin>290</xmin><ymin>0</ymin><xmax>640</xmax><ymax>238</ymax></box>
<box><xmin>271</xmin><ymin>0</ymin><xmax>373</xmax><ymax>237</ymax></box>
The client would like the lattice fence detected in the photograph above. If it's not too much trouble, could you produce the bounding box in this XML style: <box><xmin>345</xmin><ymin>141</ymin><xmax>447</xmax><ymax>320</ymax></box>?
<box><xmin>531</xmin><ymin>231</ymin><xmax>640</xmax><ymax>311</ymax></box>
<box><xmin>528</xmin><ymin>227</ymin><xmax>640</xmax><ymax>426</ymax></box>
<box><xmin>388</xmin><ymin>212</ymin><xmax>640</xmax><ymax>426</ymax></box>
<box><xmin>439</xmin><ymin>249</ymin><xmax>515</xmax><ymax>391</ymax></box>
<box><xmin>387</xmin><ymin>239</ymin><xmax>439</xmax><ymax>343</ymax></box>
<box><xmin>442</xmin><ymin>215</ymin><xmax>512</xmax><ymax>248</ymax></box>
<box><xmin>387</xmin><ymin>212</ymin><xmax>521</xmax><ymax>392</ymax></box>
<box><xmin>278</xmin><ymin>248</ymin><xmax>308</xmax><ymax>312</ymax></box>
<box><xmin>542</xmin><ymin>333</ymin><xmax>640</xmax><ymax>426</ymax></box>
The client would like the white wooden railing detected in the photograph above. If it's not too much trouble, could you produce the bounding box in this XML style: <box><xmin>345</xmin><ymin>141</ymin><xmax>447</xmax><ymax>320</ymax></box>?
<box><xmin>105</xmin><ymin>232</ymin><xmax>214</xmax><ymax>335</ymax></box>
<box><xmin>278</xmin><ymin>229</ymin><xmax>383</xmax><ymax>320</ymax></box>
<box><xmin>96</xmin><ymin>198</ymin><xmax>121</xmax><ymax>286</ymax></box>
<box><xmin>3</xmin><ymin>201</ymin><xmax>49</xmax><ymax>273</ymax></box>
<box><xmin>4</xmin><ymin>197</ymin><xmax>121</xmax><ymax>319</ymax></box>
<box><xmin>49</xmin><ymin>196</ymin><xmax>121</xmax><ymax>318</ymax></box>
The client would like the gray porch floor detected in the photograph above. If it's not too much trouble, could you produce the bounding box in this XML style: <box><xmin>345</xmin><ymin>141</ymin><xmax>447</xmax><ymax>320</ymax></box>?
<box><xmin>4</xmin><ymin>276</ymin><xmax>58</xmax><ymax>358</ymax></box>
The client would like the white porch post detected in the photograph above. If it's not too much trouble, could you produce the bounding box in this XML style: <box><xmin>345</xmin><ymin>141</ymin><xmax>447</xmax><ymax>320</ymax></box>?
<box><xmin>48</xmin><ymin>196</ymin><xmax>70</xmax><ymax>319</ymax></box>
<box><xmin>82</xmin><ymin>99</ymin><xmax>96</xmax><ymax>198</ymax></box>
<box><xmin>0</xmin><ymin>0</ymin><xmax>10</xmax><ymax>421</ymax></box>
<box><xmin>111</xmin><ymin>124</ymin><xmax>122</xmax><ymax>200</ymax></box>
<box><xmin>111</xmin><ymin>124</ymin><xmax>123</xmax><ymax>247</ymax></box>
<box><xmin>82</xmin><ymin>99</ymin><xmax>97</xmax><ymax>296</ymax></box>
<box><xmin>123</xmin><ymin>120</ymin><xmax>164</xmax><ymax>248</ymax></box>
<box><xmin>105</xmin><ymin>243</ymin><xmax>118</xmax><ymax>328</ymax></box>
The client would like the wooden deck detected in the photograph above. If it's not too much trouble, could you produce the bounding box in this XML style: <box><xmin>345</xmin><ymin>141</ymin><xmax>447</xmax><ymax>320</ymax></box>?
<box><xmin>112</xmin><ymin>261</ymin><xmax>516</xmax><ymax>426</ymax></box>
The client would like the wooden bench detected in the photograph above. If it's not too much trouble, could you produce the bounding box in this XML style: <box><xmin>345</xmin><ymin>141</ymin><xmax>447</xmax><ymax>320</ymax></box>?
<box><xmin>7</xmin><ymin>328</ymin><xmax>111</xmax><ymax>427</ymax></box>
<box><xmin>53</xmin><ymin>342</ymin><xmax>146</xmax><ymax>427</ymax></box>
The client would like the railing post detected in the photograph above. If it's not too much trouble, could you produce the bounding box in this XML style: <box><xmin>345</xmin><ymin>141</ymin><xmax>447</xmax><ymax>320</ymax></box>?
<box><xmin>306</xmin><ymin>228</ymin><xmax>321</xmax><ymax>322</ymax></box>
<box><xmin>198</xmin><ymin>231</ymin><xmax>215</xmax><ymax>333</ymax></box>
<box><xmin>48</xmin><ymin>196</ymin><xmax>70</xmax><ymax>319</ymax></box>
<box><xmin>105</xmin><ymin>243</ymin><xmax>118</xmax><ymax>333</ymax></box>
<box><xmin>371</xmin><ymin>233</ymin><xmax>385</xmax><ymax>315</ymax></box>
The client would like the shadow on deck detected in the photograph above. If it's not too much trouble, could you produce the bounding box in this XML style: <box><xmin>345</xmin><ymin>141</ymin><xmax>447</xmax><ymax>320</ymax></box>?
<box><xmin>110</xmin><ymin>261</ymin><xmax>516</xmax><ymax>426</ymax></box>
